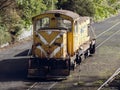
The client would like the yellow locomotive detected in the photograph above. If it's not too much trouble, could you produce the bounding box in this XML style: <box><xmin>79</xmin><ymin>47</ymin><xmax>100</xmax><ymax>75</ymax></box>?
<box><xmin>28</xmin><ymin>10</ymin><xmax>96</xmax><ymax>78</ymax></box>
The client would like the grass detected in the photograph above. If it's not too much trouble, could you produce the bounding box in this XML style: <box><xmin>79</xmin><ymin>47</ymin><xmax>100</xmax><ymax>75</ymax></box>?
<box><xmin>92</xmin><ymin>80</ymin><xmax>104</xmax><ymax>86</ymax></box>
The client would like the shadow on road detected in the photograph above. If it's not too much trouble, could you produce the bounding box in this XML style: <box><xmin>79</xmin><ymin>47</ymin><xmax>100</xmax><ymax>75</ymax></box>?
<box><xmin>0</xmin><ymin>49</ymin><xmax>63</xmax><ymax>82</ymax></box>
<box><xmin>0</xmin><ymin>58</ymin><xmax>28</xmax><ymax>82</ymax></box>
<box><xmin>14</xmin><ymin>49</ymin><xmax>30</xmax><ymax>57</ymax></box>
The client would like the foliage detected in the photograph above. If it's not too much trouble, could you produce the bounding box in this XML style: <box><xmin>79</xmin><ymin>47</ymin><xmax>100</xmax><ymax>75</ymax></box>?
<box><xmin>0</xmin><ymin>0</ymin><xmax>58</xmax><ymax>45</ymax></box>
<box><xmin>93</xmin><ymin>0</ymin><xmax>118</xmax><ymax>21</ymax></box>
<box><xmin>16</xmin><ymin>0</ymin><xmax>47</xmax><ymax>27</ymax></box>
<box><xmin>56</xmin><ymin>0</ymin><xmax>120</xmax><ymax>21</ymax></box>
<box><xmin>0</xmin><ymin>0</ymin><xmax>17</xmax><ymax>44</ymax></box>
<box><xmin>43</xmin><ymin>0</ymin><xmax>58</xmax><ymax>10</ymax></box>
<box><xmin>0</xmin><ymin>0</ymin><xmax>15</xmax><ymax>11</ymax></box>
<box><xmin>0</xmin><ymin>24</ymin><xmax>11</xmax><ymax>45</ymax></box>
<box><xmin>75</xmin><ymin>0</ymin><xmax>95</xmax><ymax>17</ymax></box>
<box><xmin>57</xmin><ymin>0</ymin><xmax>95</xmax><ymax>17</ymax></box>
<box><xmin>16</xmin><ymin>0</ymin><xmax>58</xmax><ymax>27</ymax></box>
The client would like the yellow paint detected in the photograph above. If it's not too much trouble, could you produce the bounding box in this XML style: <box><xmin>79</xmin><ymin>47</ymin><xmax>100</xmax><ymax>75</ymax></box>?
<box><xmin>67</xmin><ymin>32</ymin><xmax>73</xmax><ymax>55</ymax></box>
<box><xmin>32</xmin><ymin>10</ymin><xmax>91</xmax><ymax>59</ymax></box>
<box><xmin>39</xmin><ymin>31</ymin><xmax>60</xmax><ymax>43</ymax></box>
<box><xmin>33</xmin><ymin>30</ymin><xmax>67</xmax><ymax>59</ymax></box>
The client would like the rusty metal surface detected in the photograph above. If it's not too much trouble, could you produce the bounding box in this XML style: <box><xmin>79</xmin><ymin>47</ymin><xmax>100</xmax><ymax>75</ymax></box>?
<box><xmin>45</xmin><ymin>10</ymin><xmax>80</xmax><ymax>20</ymax></box>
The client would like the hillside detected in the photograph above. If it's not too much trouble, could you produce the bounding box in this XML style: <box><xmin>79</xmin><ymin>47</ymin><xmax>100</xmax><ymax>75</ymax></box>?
<box><xmin>0</xmin><ymin>0</ymin><xmax>120</xmax><ymax>46</ymax></box>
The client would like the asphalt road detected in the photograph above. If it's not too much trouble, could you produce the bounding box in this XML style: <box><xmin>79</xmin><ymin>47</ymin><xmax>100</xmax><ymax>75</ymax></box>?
<box><xmin>0</xmin><ymin>14</ymin><xmax>120</xmax><ymax>90</ymax></box>
<box><xmin>0</xmin><ymin>40</ymin><xmax>33</xmax><ymax>90</ymax></box>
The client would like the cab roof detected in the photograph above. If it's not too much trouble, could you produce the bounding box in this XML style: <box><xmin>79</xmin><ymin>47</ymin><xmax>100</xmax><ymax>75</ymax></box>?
<box><xmin>45</xmin><ymin>10</ymin><xmax>80</xmax><ymax>20</ymax></box>
<box><xmin>32</xmin><ymin>10</ymin><xmax>80</xmax><ymax>21</ymax></box>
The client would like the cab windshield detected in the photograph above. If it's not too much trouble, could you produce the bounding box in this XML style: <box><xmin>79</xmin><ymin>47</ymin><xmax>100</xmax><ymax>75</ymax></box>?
<box><xmin>56</xmin><ymin>17</ymin><xmax>72</xmax><ymax>30</ymax></box>
<box><xmin>35</xmin><ymin>17</ymin><xmax>72</xmax><ymax>31</ymax></box>
<box><xmin>36</xmin><ymin>17</ymin><xmax>50</xmax><ymax>30</ymax></box>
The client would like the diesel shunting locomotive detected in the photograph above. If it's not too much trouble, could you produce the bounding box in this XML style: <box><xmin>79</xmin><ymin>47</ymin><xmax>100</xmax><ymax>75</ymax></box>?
<box><xmin>28</xmin><ymin>10</ymin><xmax>96</xmax><ymax>78</ymax></box>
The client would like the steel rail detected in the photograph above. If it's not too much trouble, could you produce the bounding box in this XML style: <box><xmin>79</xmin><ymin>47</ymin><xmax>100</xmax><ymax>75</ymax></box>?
<box><xmin>48</xmin><ymin>82</ymin><xmax>58</xmax><ymax>90</ymax></box>
<box><xmin>26</xmin><ymin>44</ymin><xmax>58</xmax><ymax>90</ymax></box>
<box><xmin>27</xmin><ymin>82</ymin><xmax>38</xmax><ymax>90</ymax></box>
<box><xmin>97</xmin><ymin>68</ymin><xmax>120</xmax><ymax>90</ymax></box>
<box><xmin>96</xmin><ymin>27</ymin><xmax>120</xmax><ymax>89</ymax></box>
<box><xmin>96</xmin><ymin>29</ymin><xmax>120</xmax><ymax>49</ymax></box>
<box><xmin>26</xmin><ymin>36</ymin><xmax>58</xmax><ymax>90</ymax></box>
<box><xmin>96</xmin><ymin>21</ymin><xmax>120</xmax><ymax>39</ymax></box>
<box><xmin>26</xmin><ymin>82</ymin><xmax>58</xmax><ymax>90</ymax></box>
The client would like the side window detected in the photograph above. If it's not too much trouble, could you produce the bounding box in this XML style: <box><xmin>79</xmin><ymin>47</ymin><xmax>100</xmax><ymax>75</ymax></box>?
<box><xmin>80</xmin><ymin>25</ymin><xmax>87</xmax><ymax>34</ymax></box>
<box><xmin>36</xmin><ymin>17</ymin><xmax>50</xmax><ymax>30</ymax></box>
<box><xmin>80</xmin><ymin>28</ymin><xmax>84</xmax><ymax>33</ymax></box>
<box><xmin>75</xmin><ymin>21</ymin><xmax>78</xmax><ymax>33</ymax></box>
<box><xmin>36</xmin><ymin>20</ymin><xmax>40</xmax><ymax>31</ymax></box>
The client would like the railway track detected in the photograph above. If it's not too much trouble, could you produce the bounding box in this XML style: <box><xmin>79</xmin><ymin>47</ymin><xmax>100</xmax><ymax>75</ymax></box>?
<box><xmin>27</xmin><ymin>81</ymin><xmax>58</xmax><ymax>90</ymax></box>
<box><xmin>26</xmin><ymin>20</ymin><xmax>120</xmax><ymax>90</ymax></box>
<box><xmin>0</xmin><ymin>19</ymin><xmax>119</xmax><ymax>90</ymax></box>
<box><xmin>95</xmin><ymin>21</ymin><xmax>120</xmax><ymax>89</ymax></box>
<box><xmin>96</xmin><ymin>21</ymin><xmax>120</xmax><ymax>39</ymax></box>
<box><xmin>96</xmin><ymin>33</ymin><xmax>120</xmax><ymax>87</ymax></box>
<box><xmin>95</xmin><ymin>21</ymin><xmax>120</xmax><ymax>49</ymax></box>
<box><xmin>97</xmin><ymin>68</ymin><xmax>120</xmax><ymax>90</ymax></box>
<box><xmin>96</xmin><ymin>29</ymin><xmax>120</xmax><ymax>49</ymax></box>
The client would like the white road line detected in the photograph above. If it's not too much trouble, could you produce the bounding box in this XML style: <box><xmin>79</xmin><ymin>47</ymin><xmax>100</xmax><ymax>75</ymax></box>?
<box><xmin>96</xmin><ymin>29</ymin><xmax>120</xmax><ymax>49</ymax></box>
<box><xmin>96</xmin><ymin>21</ymin><xmax>120</xmax><ymax>38</ymax></box>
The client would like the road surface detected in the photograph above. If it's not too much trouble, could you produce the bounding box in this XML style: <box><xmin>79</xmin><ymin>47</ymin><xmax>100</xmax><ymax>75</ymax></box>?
<box><xmin>0</xmin><ymin>14</ymin><xmax>120</xmax><ymax>90</ymax></box>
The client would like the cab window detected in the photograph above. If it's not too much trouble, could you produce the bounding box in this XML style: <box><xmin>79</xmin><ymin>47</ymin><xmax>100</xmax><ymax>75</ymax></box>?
<box><xmin>74</xmin><ymin>21</ymin><xmax>78</xmax><ymax>33</ymax></box>
<box><xmin>36</xmin><ymin>17</ymin><xmax>50</xmax><ymax>30</ymax></box>
<box><xmin>57</xmin><ymin>17</ymin><xmax>72</xmax><ymax>30</ymax></box>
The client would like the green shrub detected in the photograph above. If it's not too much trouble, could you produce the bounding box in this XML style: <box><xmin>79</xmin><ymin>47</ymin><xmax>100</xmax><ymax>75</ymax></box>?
<box><xmin>0</xmin><ymin>26</ymin><xmax>11</xmax><ymax>45</ymax></box>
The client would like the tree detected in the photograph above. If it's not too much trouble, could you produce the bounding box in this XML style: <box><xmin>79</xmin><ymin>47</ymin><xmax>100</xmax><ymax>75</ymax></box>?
<box><xmin>93</xmin><ymin>0</ymin><xmax>117</xmax><ymax>21</ymax></box>
<box><xmin>108</xmin><ymin>0</ymin><xmax>118</xmax><ymax>5</ymax></box>
<box><xmin>75</xmin><ymin>0</ymin><xmax>95</xmax><ymax>16</ymax></box>
<box><xmin>56</xmin><ymin>0</ymin><xmax>75</xmax><ymax>11</ymax></box>
<box><xmin>0</xmin><ymin>0</ymin><xmax>58</xmax><ymax>44</ymax></box>
<box><xmin>56</xmin><ymin>0</ymin><xmax>119</xmax><ymax>21</ymax></box>
<box><xmin>56</xmin><ymin>0</ymin><xmax>95</xmax><ymax>17</ymax></box>
<box><xmin>16</xmin><ymin>0</ymin><xmax>47</xmax><ymax>26</ymax></box>
<box><xmin>0</xmin><ymin>0</ymin><xmax>15</xmax><ymax>11</ymax></box>
<box><xmin>43</xmin><ymin>0</ymin><xmax>58</xmax><ymax>10</ymax></box>
<box><xmin>0</xmin><ymin>0</ymin><xmax>21</xmax><ymax>44</ymax></box>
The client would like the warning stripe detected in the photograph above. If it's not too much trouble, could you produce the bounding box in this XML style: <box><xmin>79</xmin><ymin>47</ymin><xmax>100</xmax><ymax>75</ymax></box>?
<box><xmin>40</xmin><ymin>31</ymin><xmax>59</xmax><ymax>43</ymax></box>
<box><xmin>35</xmin><ymin>31</ymin><xmax>48</xmax><ymax>45</ymax></box>
<box><xmin>36</xmin><ymin>46</ymin><xmax>47</xmax><ymax>57</ymax></box>
<box><xmin>50</xmin><ymin>43</ymin><xmax>64</xmax><ymax>58</ymax></box>
<box><xmin>49</xmin><ymin>32</ymin><xmax>64</xmax><ymax>45</ymax></box>
<box><xmin>35</xmin><ymin>31</ymin><xmax>64</xmax><ymax>58</ymax></box>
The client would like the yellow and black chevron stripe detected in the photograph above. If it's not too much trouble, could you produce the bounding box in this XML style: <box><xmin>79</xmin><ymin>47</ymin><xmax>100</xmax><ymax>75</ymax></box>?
<box><xmin>33</xmin><ymin>30</ymin><xmax>67</xmax><ymax>59</ymax></box>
